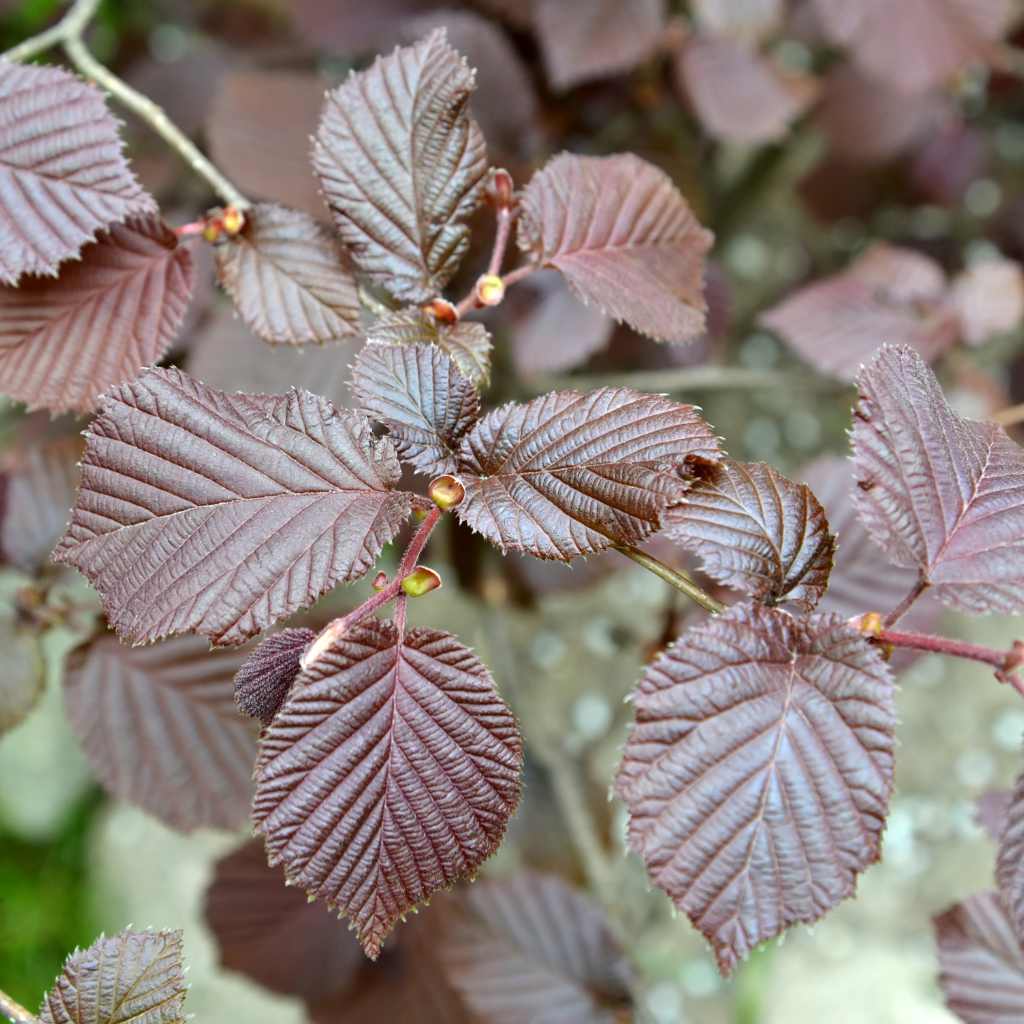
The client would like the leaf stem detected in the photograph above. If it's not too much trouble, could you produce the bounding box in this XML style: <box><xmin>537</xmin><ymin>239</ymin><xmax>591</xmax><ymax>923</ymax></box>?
<box><xmin>883</xmin><ymin>576</ymin><xmax>929</xmax><ymax>628</ymax></box>
<box><xmin>0</xmin><ymin>989</ymin><xmax>37</xmax><ymax>1024</ymax></box>
<box><xmin>487</xmin><ymin>204</ymin><xmax>514</xmax><ymax>279</ymax></box>
<box><xmin>994</xmin><ymin>401</ymin><xmax>1024</xmax><ymax>428</ymax></box>
<box><xmin>615</xmin><ymin>545</ymin><xmax>725</xmax><ymax>614</ymax></box>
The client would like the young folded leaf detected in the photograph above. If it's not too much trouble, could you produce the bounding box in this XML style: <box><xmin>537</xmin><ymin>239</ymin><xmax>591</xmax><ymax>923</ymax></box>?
<box><xmin>455</xmin><ymin>387</ymin><xmax>721</xmax><ymax>560</ymax></box>
<box><xmin>517</xmin><ymin>153</ymin><xmax>713</xmax><ymax>343</ymax></box>
<box><xmin>852</xmin><ymin>345</ymin><xmax>1024</xmax><ymax>614</ymax></box>
<box><xmin>617</xmin><ymin>604</ymin><xmax>896</xmax><ymax>975</ymax></box>
<box><xmin>54</xmin><ymin>368</ymin><xmax>413</xmax><ymax>646</ymax></box>
<box><xmin>312</xmin><ymin>29</ymin><xmax>489</xmax><ymax>303</ymax></box>
<box><xmin>65</xmin><ymin>634</ymin><xmax>257</xmax><ymax>831</ymax></box>
<box><xmin>39</xmin><ymin>928</ymin><xmax>187</xmax><ymax>1024</ymax></box>
<box><xmin>353</xmin><ymin>343</ymin><xmax>480</xmax><ymax>477</ymax></box>
<box><xmin>233</xmin><ymin>627</ymin><xmax>316</xmax><ymax>726</ymax></box>
<box><xmin>0</xmin><ymin>217</ymin><xmax>193</xmax><ymax>414</ymax></box>
<box><xmin>663</xmin><ymin>459</ymin><xmax>835</xmax><ymax>611</ymax></box>
<box><xmin>0</xmin><ymin>60</ymin><xmax>154</xmax><ymax>285</ymax></box>
<box><xmin>252</xmin><ymin>620</ymin><xmax>522</xmax><ymax>959</ymax></box>
<box><xmin>214</xmin><ymin>202</ymin><xmax>360</xmax><ymax>346</ymax></box>
<box><xmin>998</xmin><ymin>759</ymin><xmax>1024</xmax><ymax>945</ymax></box>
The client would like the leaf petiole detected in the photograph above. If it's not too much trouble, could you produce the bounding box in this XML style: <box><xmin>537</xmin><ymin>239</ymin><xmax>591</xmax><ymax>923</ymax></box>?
<box><xmin>0</xmin><ymin>988</ymin><xmax>37</xmax><ymax>1024</ymax></box>
<box><xmin>614</xmin><ymin>545</ymin><xmax>725</xmax><ymax>614</ymax></box>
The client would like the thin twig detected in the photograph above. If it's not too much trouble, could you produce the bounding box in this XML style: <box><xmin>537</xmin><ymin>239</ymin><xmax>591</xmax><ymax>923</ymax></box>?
<box><xmin>994</xmin><ymin>402</ymin><xmax>1024</xmax><ymax>428</ymax></box>
<box><xmin>0</xmin><ymin>989</ymin><xmax>37</xmax><ymax>1024</ymax></box>
<box><xmin>883</xmin><ymin>576</ymin><xmax>929</xmax><ymax>628</ymax></box>
<box><xmin>615</xmin><ymin>546</ymin><xmax>725</xmax><ymax>614</ymax></box>
<box><xmin>487</xmin><ymin>205</ymin><xmax>514</xmax><ymax>278</ymax></box>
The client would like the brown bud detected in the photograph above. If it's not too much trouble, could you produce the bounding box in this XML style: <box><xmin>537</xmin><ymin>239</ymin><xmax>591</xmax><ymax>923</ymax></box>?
<box><xmin>429</xmin><ymin>474</ymin><xmax>466</xmax><ymax>510</ymax></box>
<box><xmin>488</xmin><ymin>168</ymin><xmax>514</xmax><ymax>208</ymax></box>
<box><xmin>372</xmin><ymin>571</ymin><xmax>389</xmax><ymax>592</ymax></box>
<box><xmin>424</xmin><ymin>297</ymin><xmax>459</xmax><ymax>324</ymax></box>
<box><xmin>401</xmin><ymin>566</ymin><xmax>443</xmax><ymax>597</ymax></box>
<box><xmin>475</xmin><ymin>274</ymin><xmax>505</xmax><ymax>307</ymax></box>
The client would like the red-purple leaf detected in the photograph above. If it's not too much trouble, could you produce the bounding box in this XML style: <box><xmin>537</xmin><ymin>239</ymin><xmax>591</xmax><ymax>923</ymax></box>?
<box><xmin>0</xmin><ymin>217</ymin><xmax>194</xmax><ymax>414</ymax></box>
<box><xmin>934</xmin><ymin>892</ymin><xmax>1024</xmax><ymax>1022</ymax></box>
<box><xmin>617</xmin><ymin>604</ymin><xmax>896</xmax><ymax>975</ymax></box>
<box><xmin>998</xmin><ymin>762</ymin><xmax>1024</xmax><ymax>945</ymax></box>
<box><xmin>691</xmin><ymin>0</ymin><xmax>783</xmax><ymax>41</ymax></box>
<box><xmin>977</xmin><ymin>789</ymin><xmax>1013</xmax><ymax>842</ymax></box>
<box><xmin>205</xmin><ymin>840</ymin><xmax>363</xmax><ymax>1002</ymax></box>
<box><xmin>663</xmin><ymin>459</ymin><xmax>835</xmax><ymax>611</ymax></box>
<box><xmin>760</xmin><ymin>244</ymin><xmax>959</xmax><ymax>381</ymax></box>
<box><xmin>533</xmin><ymin>0</ymin><xmax>666</xmax><ymax>91</ymax></box>
<box><xmin>455</xmin><ymin>387</ymin><xmax>722</xmax><ymax>560</ymax></box>
<box><xmin>0</xmin><ymin>60</ymin><xmax>154</xmax><ymax>285</ymax></box>
<box><xmin>290</xmin><ymin>0</ymin><xmax>436</xmax><ymax>53</ymax></box>
<box><xmin>517</xmin><ymin>153</ymin><xmax>713</xmax><ymax>344</ymax></box>
<box><xmin>64</xmin><ymin>633</ymin><xmax>256</xmax><ymax>831</ymax></box>
<box><xmin>54</xmin><ymin>368</ymin><xmax>412</xmax><ymax>646</ymax></box>
<box><xmin>312</xmin><ymin>29</ymin><xmax>489</xmax><ymax>303</ymax></box>
<box><xmin>949</xmin><ymin>258</ymin><xmax>1024</xmax><ymax>347</ymax></box>
<box><xmin>233</xmin><ymin>628</ymin><xmax>316</xmax><ymax>727</ymax></box>
<box><xmin>852</xmin><ymin>345</ymin><xmax>1024</xmax><ymax>614</ymax></box>
<box><xmin>437</xmin><ymin>873</ymin><xmax>634</xmax><ymax>1023</ymax></box>
<box><xmin>252</xmin><ymin>620</ymin><xmax>522</xmax><ymax>959</ymax></box>
<box><xmin>38</xmin><ymin>928</ymin><xmax>187</xmax><ymax>1024</ymax></box>
<box><xmin>214</xmin><ymin>203</ymin><xmax>360</xmax><ymax>346</ymax></box>
<box><xmin>365</xmin><ymin>308</ymin><xmax>492</xmax><ymax>387</ymax></box>
<box><xmin>353</xmin><ymin>343</ymin><xmax>479</xmax><ymax>477</ymax></box>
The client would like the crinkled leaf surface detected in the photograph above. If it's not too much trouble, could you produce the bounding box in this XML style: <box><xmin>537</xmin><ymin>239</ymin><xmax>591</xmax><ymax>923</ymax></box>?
<box><xmin>39</xmin><ymin>928</ymin><xmax>187</xmax><ymax>1024</ymax></box>
<box><xmin>253</xmin><ymin>620</ymin><xmax>523</xmax><ymax>959</ymax></box>
<box><xmin>366</xmin><ymin>308</ymin><xmax>492</xmax><ymax>387</ymax></box>
<box><xmin>214</xmin><ymin>203</ymin><xmax>360</xmax><ymax>346</ymax></box>
<box><xmin>312</xmin><ymin>29</ymin><xmax>489</xmax><ymax>303</ymax></box>
<box><xmin>934</xmin><ymin>892</ymin><xmax>1024</xmax><ymax>1023</ymax></box>
<box><xmin>205</xmin><ymin>840</ymin><xmax>363</xmax><ymax>1002</ymax></box>
<box><xmin>998</xmin><ymin>760</ymin><xmax>1024</xmax><ymax>945</ymax></box>
<box><xmin>517</xmin><ymin>153</ymin><xmax>713</xmax><ymax>343</ymax></box>
<box><xmin>664</xmin><ymin>459</ymin><xmax>835</xmax><ymax>611</ymax></box>
<box><xmin>0</xmin><ymin>60</ymin><xmax>154</xmax><ymax>284</ymax></box>
<box><xmin>617</xmin><ymin>604</ymin><xmax>896</xmax><ymax>975</ymax></box>
<box><xmin>852</xmin><ymin>345</ymin><xmax>1024</xmax><ymax>614</ymax></box>
<box><xmin>0</xmin><ymin>217</ymin><xmax>194</xmax><ymax>414</ymax></box>
<box><xmin>54</xmin><ymin>368</ymin><xmax>412</xmax><ymax>646</ymax></box>
<box><xmin>455</xmin><ymin>387</ymin><xmax>721</xmax><ymax>560</ymax></box>
<box><xmin>353</xmin><ymin>343</ymin><xmax>479</xmax><ymax>477</ymax></box>
<box><xmin>437</xmin><ymin>873</ymin><xmax>634</xmax><ymax>1023</ymax></box>
<box><xmin>65</xmin><ymin>633</ymin><xmax>257</xmax><ymax>831</ymax></box>
<box><xmin>233</xmin><ymin>627</ymin><xmax>315</xmax><ymax>727</ymax></box>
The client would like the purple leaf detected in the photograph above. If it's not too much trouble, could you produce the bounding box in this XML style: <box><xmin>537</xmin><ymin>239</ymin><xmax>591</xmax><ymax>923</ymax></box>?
<box><xmin>38</xmin><ymin>928</ymin><xmax>187</xmax><ymax>1024</ymax></box>
<box><xmin>54</xmin><ymin>368</ymin><xmax>412</xmax><ymax>646</ymax></box>
<box><xmin>214</xmin><ymin>202</ymin><xmax>360</xmax><ymax>346</ymax></box>
<box><xmin>852</xmin><ymin>345</ymin><xmax>1024</xmax><ymax>614</ymax></box>
<box><xmin>64</xmin><ymin>633</ymin><xmax>257</xmax><ymax>831</ymax></box>
<box><xmin>352</xmin><ymin>343</ymin><xmax>480</xmax><ymax>477</ymax></box>
<box><xmin>312</xmin><ymin>29</ymin><xmax>489</xmax><ymax>303</ymax></box>
<box><xmin>517</xmin><ymin>153</ymin><xmax>713</xmax><ymax>344</ymax></box>
<box><xmin>437</xmin><ymin>873</ymin><xmax>634</xmax><ymax>1022</ymax></box>
<box><xmin>0</xmin><ymin>217</ymin><xmax>194</xmax><ymax>414</ymax></box>
<box><xmin>289</xmin><ymin>0</ymin><xmax>436</xmax><ymax>53</ymax></box>
<box><xmin>976</xmin><ymin>789</ymin><xmax>1013</xmax><ymax>842</ymax></box>
<box><xmin>934</xmin><ymin>892</ymin><xmax>1024</xmax><ymax>1022</ymax></box>
<box><xmin>0</xmin><ymin>60</ymin><xmax>154</xmax><ymax>285</ymax></box>
<box><xmin>617</xmin><ymin>604</ymin><xmax>896</xmax><ymax>975</ymax></box>
<box><xmin>949</xmin><ymin>258</ymin><xmax>1024</xmax><ymax>347</ymax></box>
<box><xmin>455</xmin><ymin>387</ymin><xmax>722</xmax><ymax>560</ymax></box>
<box><xmin>663</xmin><ymin>459</ymin><xmax>835</xmax><ymax>611</ymax></box>
<box><xmin>233</xmin><ymin>628</ymin><xmax>316</xmax><ymax>727</ymax></box>
<box><xmin>998</xmin><ymin>761</ymin><xmax>1024</xmax><ymax>944</ymax></box>
<box><xmin>691</xmin><ymin>0</ymin><xmax>783</xmax><ymax>41</ymax></box>
<box><xmin>252</xmin><ymin>620</ymin><xmax>523</xmax><ymax>959</ymax></box>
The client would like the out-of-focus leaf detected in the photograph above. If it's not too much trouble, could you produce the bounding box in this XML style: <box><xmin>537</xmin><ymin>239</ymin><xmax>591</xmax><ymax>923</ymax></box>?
<box><xmin>0</xmin><ymin>61</ymin><xmax>154</xmax><ymax>284</ymax></box>
<box><xmin>909</xmin><ymin>119</ymin><xmax>988</xmax><ymax>206</ymax></box>
<box><xmin>38</xmin><ymin>928</ymin><xmax>187</xmax><ymax>1024</ymax></box>
<box><xmin>852</xmin><ymin>345</ymin><xmax>1024</xmax><ymax>614</ymax></box>
<box><xmin>455</xmin><ymin>387</ymin><xmax>721</xmax><ymax>560</ymax></box>
<box><xmin>517</xmin><ymin>153</ymin><xmax>713</xmax><ymax>344</ymax></box>
<box><xmin>533</xmin><ymin>0</ymin><xmax>666</xmax><ymax>91</ymax></box>
<box><xmin>290</xmin><ymin>0</ymin><xmax>436</xmax><ymax>53</ymax></box>
<box><xmin>214</xmin><ymin>203</ymin><xmax>360</xmax><ymax>346</ymax></box>
<box><xmin>312</xmin><ymin>29</ymin><xmax>489</xmax><ymax>303</ymax></box>
<box><xmin>675</xmin><ymin>37</ymin><xmax>818</xmax><ymax>144</ymax></box>
<box><xmin>253</xmin><ymin>620</ymin><xmax>523</xmax><ymax>959</ymax></box>
<box><xmin>205</xmin><ymin>840</ymin><xmax>363</xmax><ymax>1002</ymax></box>
<box><xmin>437</xmin><ymin>873</ymin><xmax>634</xmax><ymax>1023</ymax></box>
<box><xmin>617</xmin><ymin>604</ymin><xmax>895</xmax><ymax>975</ymax></box>
<box><xmin>949</xmin><ymin>258</ymin><xmax>1024</xmax><ymax>347</ymax></box>
<box><xmin>998</xmin><ymin>761</ymin><xmax>1024</xmax><ymax>944</ymax></box>
<box><xmin>0</xmin><ymin>217</ymin><xmax>194</xmax><ymax>414</ymax></box>
<box><xmin>64</xmin><ymin>633</ymin><xmax>257</xmax><ymax>831</ymax></box>
<box><xmin>54</xmin><ymin>368</ymin><xmax>412</xmax><ymax>646</ymax></box>
<box><xmin>760</xmin><ymin>243</ymin><xmax>959</xmax><ymax>380</ymax></box>
<box><xmin>366</xmin><ymin>308</ymin><xmax>492</xmax><ymax>387</ymax></box>
<box><xmin>976</xmin><ymin>789</ymin><xmax>1013</xmax><ymax>842</ymax></box>
<box><xmin>934</xmin><ymin>892</ymin><xmax>1024</xmax><ymax>1022</ymax></box>
<box><xmin>691</xmin><ymin>0</ymin><xmax>783</xmax><ymax>42</ymax></box>
<box><xmin>0</xmin><ymin>613</ymin><xmax>44</xmax><ymax>737</ymax></box>
<box><xmin>813</xmin><ymin>0</ymin><xmax>1013</xmax><ymax>95</ymax></box>
<box><xmin>664</xmin><ymin>459</ymin><xmax>835</xmax><ymax>611</ymax></box>
<box><xmin>353</xmin><ymin>343</ymin><xmax>479</xmax><ymax>476</ymax></box>
<box><xmin>233</xmin><ymin>627</ymin><xmax>316</xmax><ymax>727</ymax></box>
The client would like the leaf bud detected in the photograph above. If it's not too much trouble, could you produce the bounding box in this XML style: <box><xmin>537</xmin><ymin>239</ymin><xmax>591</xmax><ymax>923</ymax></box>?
<box><xmin>424</xmin><ymin>297</ymin><xmax>459</xmax><ymax>324</ymax></box>
<box><xmin>429</xmin><ymin>474</ymin><xmax>466</xmax><ymax>510</ymax></box>
<box><xmin>475</xmin><ymin>274</ymin><xmax>505</xmax><ymax>307</ymax></box>
<box><xmin>372</xmin><ymin>571</ymin><xmax>389</xmax><ymax>592</ymax></box>
<box><xmin>488</xmin><ymin>168</ymin><xmax>514</xmax><ymax>208</ymax></box>
<box><xmin>221</xmin><ymin>205</ymin><xmax>246</xmax><ymax>236</ymax></box>
<box><xmin>401</xmin><ymin>565</ymin><xmax>442</xmax><ymax>597</ymax></box>
<box><xmin>201</xmin><ymin>218</ymin><xmax>223</xmax><ymax>244</ymax></box>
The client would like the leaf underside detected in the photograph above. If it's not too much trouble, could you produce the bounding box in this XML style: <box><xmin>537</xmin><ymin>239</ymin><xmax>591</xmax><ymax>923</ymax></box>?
<box><xmin>455</xmin><ymin>386</ymin><xmax>721</xmax><ymax>560</ymax></box>
<box><xmin>54</xmin><ymin>367</ymin><xmax>412</xmax><ymax>646</ymax></box>
<box><xmin>617</xmin><ymin>604</ymin><xmax>896</xmax><ymax>975</ymax></box>
<box><xmin>233</xmin><ymin>627</ymin><xmax>316</xmax><ymax>726</ymax></box>
<box><xmin>852</xmin><ymin>344</ymin><xmax>1024</xmax><ymax>614</ymax></box>
<box><xmin>252</xmin><ymin>620</ymin><xmax>523</xmax><ymax>959</ymax></box>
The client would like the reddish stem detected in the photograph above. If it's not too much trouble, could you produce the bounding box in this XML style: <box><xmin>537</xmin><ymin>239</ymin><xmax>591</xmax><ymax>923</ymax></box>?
<box><xmin>174</xmin><ymin>219</ymin><xmax>206</xmax><ymax>238</ymax></box>
<box><xmin>883</xmin><ymin>576</ymin><xmax>929</xmax><ymax>627</ymax></box>
<box><xmin>487</xmin><ymin>205</ymin><xmax>513</xmax><ymax>278</ymax></box>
